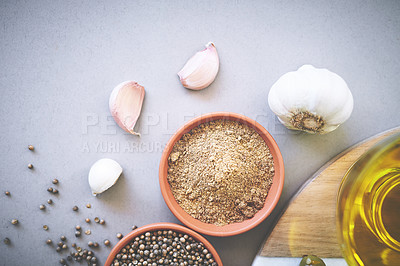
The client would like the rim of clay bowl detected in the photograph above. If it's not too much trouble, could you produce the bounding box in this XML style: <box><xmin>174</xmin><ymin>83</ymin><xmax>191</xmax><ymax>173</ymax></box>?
<box><xmin>159</xmin><ymin>112</ymin><xmax>285</xmax><ymax>236</ymax></box>
<box><xmin>104</xmin><ymin>222</ymin><xmax>223</xmax><ymax>265</ymax></box>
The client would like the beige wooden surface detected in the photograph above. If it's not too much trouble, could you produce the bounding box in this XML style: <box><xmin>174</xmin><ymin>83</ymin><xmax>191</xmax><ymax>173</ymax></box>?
<box><xmin>260</xmin><ymin>128</ymin><xmax>400</xmax><ymax>258</ymax></box>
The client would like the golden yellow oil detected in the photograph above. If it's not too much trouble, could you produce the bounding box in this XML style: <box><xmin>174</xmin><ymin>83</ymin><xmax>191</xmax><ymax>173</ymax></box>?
<box><xmin>337</xmin><ymin>133</ymin><xmax>400</xmax><ymax>266</ymax></box>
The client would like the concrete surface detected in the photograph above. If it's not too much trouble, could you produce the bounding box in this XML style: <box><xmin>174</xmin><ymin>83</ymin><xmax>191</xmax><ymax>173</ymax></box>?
<box><xmin>1</xmin><ymin>0</ymin><xmax>399</xmax><ymax>265</ymax></box>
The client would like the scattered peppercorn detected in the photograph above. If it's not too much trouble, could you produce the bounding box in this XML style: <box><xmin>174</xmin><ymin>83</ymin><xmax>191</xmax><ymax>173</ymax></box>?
<box><xmin>56</xmin><ymin>247</ymin><xmax>61</xmax><ymax>252</ymax></box>
<box><xmin>116</xmin><ymin>233</ymin><xmax>123</xmax><ymax>239</ymax></box>
<box><xmin>47</xmin><ymin>187</ymin><xmax>53</xmax><ymax>193</ymax></box>
<box><xmin>88</xmin><ymin>241</ymin><xmax>94</xmax><ymax>247</ymax></box>
<box><xmin>75</xmin><ymin>225</ymin><xmax>81</xmax><ymax>230</ymax></box>
<box><xmin>99</xmin><ymin>219</ymin><xmax>105</xmax><ymax>225</ymax></box>
<box><xmin>60</xmin><ymin>236</ymin><xmax>66</xmax><ymax>241</ymax></box>
<box><xmin>93</xmin><ymin>242</ymin><xmax>99</xmax><ymax>248</ymax></box>
<box><xmin>4</xmin><ymin>238</ymin><xmax>10</xmax><ymax>244</ymax></box>
<box><xmin>47</xmin><ymin>199</ymin><xmax>53</xmax><ymax>204</ymax></box>
<box><xmin>28</xmin><ymin>163</ymin><xmax>33</xmax><ymax>169</ymax></box>
<box><xmin>85</xmin><ymin>230</ymin><xmax>91</xmax><ymax>235</ymax></box>
<box><xmin>70</xmin><ymin>246</ymin><xmax>98</xmax><ymax>265</ymax></box>
<box><xmin>11</xmin><ymin>219</ymin><xmax>18</xmax><ymax>225</ymax></box>
<box><xmin>62</xmin><ymin>244</ymin><xmax>67</xmax><ymax>249</ymax></box>
<box><xmin>71</xmin><ymin>243</ymin><xmax>76</xmax><ymax>248</ymax></box>
<box><xmin>28</xmin><ymin>145</ymin><xmax>34</xmax><ymax>151</ymax></box>
<box><xmin>131</xmin><ymin>225</ymin><xmax>137</xmax><ymax>230</ymax></box>
<box><xmin>86</xmin><ymin>203</ymin><xmax>91</xmax><ymax>208</ymax></box>
<box><xmin>53</xmin><ymin>189</ymin><xmax>59</xmax><ymax>194</ymax></box>
<box><xmin>43</xmin><ymin>225</ymin><xmax>49</xmax><ymax>231</ymax></box>
<box><xmin>39</xmin><ymin>204</ymin><xmax>46</xmax><ymax>210</ymax></box>
<box><xmin>5</xmin><ymin>191</ymin><xmax>10</xmax><ymax>196</ymax></box>
<box><xmin>104</xmin><ymin>239</ymin><xmax>110</xmax><ymax>246</ymax></box>
<box><xmin>73</xmin><ymin>206</ymin><xmax>79</xmax><ymax>211</ymax></box>
<box><xmin>85</xmin><ymin>218</ymin><xmax>90</xmax><ymax>223</ymax></box>
<box><xmin>52</xmin><ymin>178</ymin><xmax>59</xmax><ymax>184</ymax></box>
<box><xmin>75</xmin><ymin>231</ymin><xmax>81</xmax><ymax>237</ymax></box>
<box><xmin>46</xmin><ymin>239</ymin><xmax>52</xmax><ymax>244</ymax></box>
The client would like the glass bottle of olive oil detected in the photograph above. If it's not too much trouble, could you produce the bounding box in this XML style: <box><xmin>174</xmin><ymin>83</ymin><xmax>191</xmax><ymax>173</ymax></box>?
<box><xmin>337</xmin><ymin>133</ymin><xmax>400</xmax><ymax>266</ymax></box>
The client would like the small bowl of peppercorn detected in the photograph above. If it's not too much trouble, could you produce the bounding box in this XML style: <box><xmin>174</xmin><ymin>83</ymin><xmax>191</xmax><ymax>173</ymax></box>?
<box><xmin>159</xmin><ymin>112</ymin><xmax>285</xmax><ymax>236</ymax></box>
<box><xmin>104</xmin><ymin>222</ymin><xmax>223</xmax><ymax>266</ymax></box>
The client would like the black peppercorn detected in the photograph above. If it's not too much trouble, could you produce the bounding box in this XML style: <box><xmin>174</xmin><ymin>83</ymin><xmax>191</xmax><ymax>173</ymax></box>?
<box><xmin>61</xmin><ymin>236</ymin><xmax>66</xmax><ymax>241</ymax></box>
<box><xmin>99</xmin><ymin>219</ymin><xmax>105</xmax><ymax>225</ymax></box>
<box><xmin>75</xmin><ymin>225</ymin><xmax>81</xmax><ymax>230</ymax></box>
<box><xmin>111</xmin><ymin>229</ymin><xmax>215</xmax><ymax>265</ymax></box>
<box><xmin>11</xmin><ymin>219</ymin><xmax>18</xmax><ymax>225</ymax></box>
<box><xmin>46</xmin><ymin>239</ymin><xmax>52</xmax><ymax>244</ymax></box>
<box><xmin>47</xmin><ymin>187</ymin><xmax>53</xmax><ymax>193</ymax></box>
<box><xmin>73</xmin><ymin>205</ymin><xmax>78</xmax><ymax>211</ymax></box>
<box><xmin>117</xmin><ymin>233</ymin><xmax>123</xmax><ymax>239</ymax></box>
<box><xmin>4</xmin><ymin>238</ymin><xmax>10</xmax><ymax>244</ymax></box>
<box><xmin>52</xmin><ymin>178</ymin><xmax>59</xmax><ymax>184</ymax></box>
<box><xmin>39</xmin><ymin>204</ymin><xmax>46</xmax><ymax>210</ymax></box>
<box><xmin>104</xmin><ymin>239</ymin><xmax>110</xmax><ymax>246</ymax></box>
<box><xmin>75</xmin><ymin>231</ymin><xmax>81</xmax><ymax>237</ymax></box>
<box><xmin>28</xmin><ymin>163</ymin><xmax>33</xmax><ymax>169</ymax></box>
<box><xmin>28</xmin><ymin>145</ymin><xmax>34</xmax><ymax>151</ymax></box>
<box><xmin>56</xmin><ymin>247</ymin><xmax>61</xmax><ymax>252</ymax></box>
<box><xmin>85</xmin><ymin>218</ymin><xmax>90</xmax><ymax>223</ymax></box>
<box><xmin>88</xmin><ymin>241</ymin><xmax>94</xmax><ymax>247</ymax></box>
<box><xmin>5</xmin><ymin>191</ymin><xmax>10</xmax><ymax>196</ymax></box>
<box><xmin>94</xmin><ymin>242</ymin><xmax>99</xmax><ymax>248</ymax></box>
<box><xmin>94</xmin><ymin>217</ymin><xmax>99</xmax><ymax>223</ymax></box>
<box><xmin>43</xmin><ymin>225</ymin><xmax>48</xmax><ymax>231</ymax></box>
<box><xmin>53</xmin><ymin>188</ymin><xmax>59</xmax><ymax>194</ymax></box>
<box><xmin>47</xmin><ymin>199</ymin><xmax>53</xmax><ymax>204</ymax></box>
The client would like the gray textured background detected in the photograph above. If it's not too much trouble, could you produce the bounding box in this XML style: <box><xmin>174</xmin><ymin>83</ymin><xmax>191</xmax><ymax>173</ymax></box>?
<box><xmin>1</xmin><ymin>0</ymin><xmax>400</xmax><ymax>265</ymax></box>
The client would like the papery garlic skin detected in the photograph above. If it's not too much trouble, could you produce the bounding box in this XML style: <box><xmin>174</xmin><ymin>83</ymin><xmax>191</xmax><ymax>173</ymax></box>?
<box><xmin>109</xmin><ymin>81</ymin><xmax>145</xmax><ymax>135</ymax></box>
<box><xmin>88</xmin><ymin>158</ymin><xmax>122</xmax><ymax>196</ymax></box>
<box><xmin>178</xmin><ymin>42</ymin><xmax>219</xmax><ymax>90</ymax></box>
<box><xmin>268</xmin><ymin>65</ymin><xmax>353</xmax><ymax>134</ymax></box>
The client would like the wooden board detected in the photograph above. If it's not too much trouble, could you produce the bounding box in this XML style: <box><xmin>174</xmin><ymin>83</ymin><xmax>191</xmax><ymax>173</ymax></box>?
<box><xmin>260</xmin><ymin>127</ymin><xmax>400</xmax><ymax>258</ymax></box>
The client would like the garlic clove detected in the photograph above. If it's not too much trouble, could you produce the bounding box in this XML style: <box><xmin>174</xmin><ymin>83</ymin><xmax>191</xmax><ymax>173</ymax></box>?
<box><xmin>268</xmin><ymin>64</ymin><xmax>353</xmax><ymax>134</ymax></box>
<box><xmin>88</xmin><ymin>158</ymin><xmax>122</xmax><ymax>196</ymax></box>
<box><xmin>178</xmin><ymin>42</ymin><xmax>219</xmax><ymax>90</ymax></box>
<box><xmin>109</xmin><ymin>81</ymin><xmax>145</xmax><ymax>135</ymax></box>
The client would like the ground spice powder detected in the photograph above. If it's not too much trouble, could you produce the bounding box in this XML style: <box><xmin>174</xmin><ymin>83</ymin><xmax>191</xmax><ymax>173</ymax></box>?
<box><xmin>167</xmin><ymin>119</ymin><xmax>275</xmax><ymax>226</ymax></box>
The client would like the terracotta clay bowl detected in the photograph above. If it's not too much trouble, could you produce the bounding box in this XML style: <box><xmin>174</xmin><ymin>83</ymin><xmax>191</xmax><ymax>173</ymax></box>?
<box><xmin>105</xmin><ymin>222</ymin><xmax>223</xmax><ymax>265</ymax></box>
<box><xmin>159</xmin><ymin>112</ymin><xmax>284</xmax><ymax>236</ymax></box>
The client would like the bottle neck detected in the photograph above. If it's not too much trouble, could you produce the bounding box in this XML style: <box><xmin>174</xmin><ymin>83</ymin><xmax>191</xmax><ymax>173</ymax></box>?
<box><xmin>364</xmin><ymin>169</ymin><xmax>400</xmax><ymax>252</ymax></box>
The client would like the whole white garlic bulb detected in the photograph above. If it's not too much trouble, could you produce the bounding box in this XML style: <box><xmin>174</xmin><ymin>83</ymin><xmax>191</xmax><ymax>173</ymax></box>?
<box><xmin>268</xmin><ymin>65</ymin><xmax>353</xmax><ymax>134</ymax></box>
<box><xmin>88</xmin><ymin>158</ymin><xmax>122</xmax><ymax>196</ymax></box>
<box><xmin>178</xmin><ymin>42</ymin><xmax>219</xmax><ymax>90</ymax></box>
